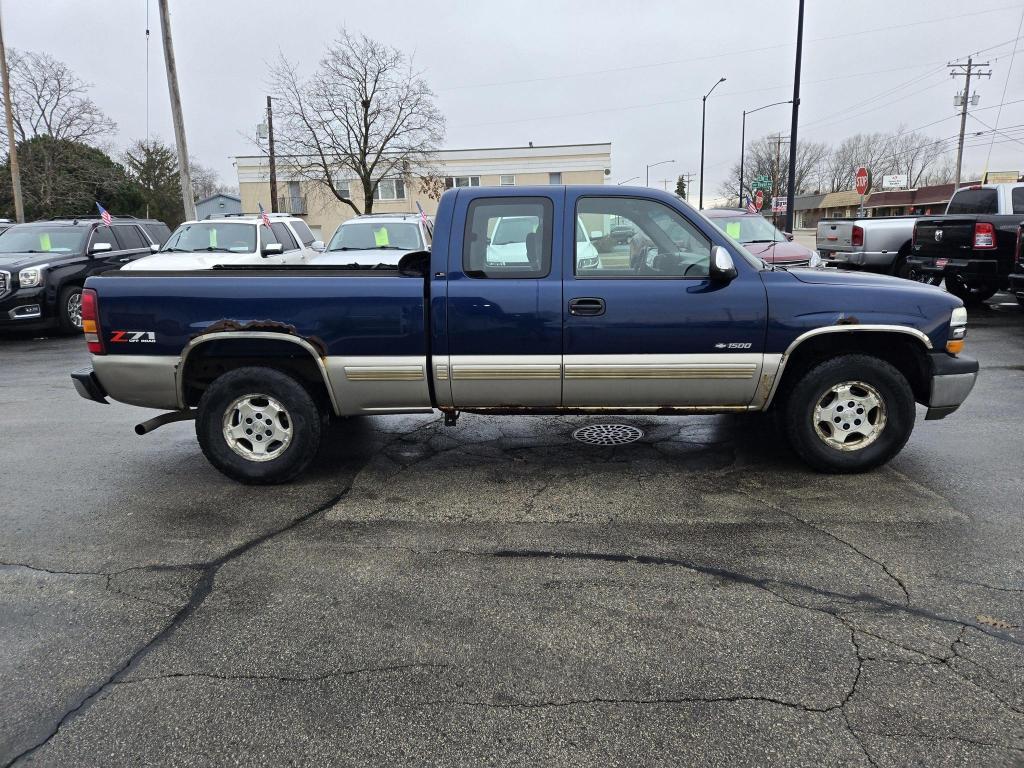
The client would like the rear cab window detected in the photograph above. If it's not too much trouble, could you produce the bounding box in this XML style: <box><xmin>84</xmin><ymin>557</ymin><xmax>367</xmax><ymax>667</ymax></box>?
<box><xmin>463</xmin><ymin>197</ymin><xmax>552</xmax><ymax>279</ymax></box>
<box><xmin>947</xmin><ymin>188</ymin><xmax>998</xmax><ymax>215</ymax></box>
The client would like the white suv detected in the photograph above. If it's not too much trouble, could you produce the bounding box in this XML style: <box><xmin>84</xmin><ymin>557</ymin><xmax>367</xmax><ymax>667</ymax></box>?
<box><xmin>313</xmin><ymin>212</ymin><xmax>432</xmax><ymax>267</ymax></box>
<box><xmin>122</xmin><ymin>214</ymin><xmax>324</xmax><ymax>270</ymax></box>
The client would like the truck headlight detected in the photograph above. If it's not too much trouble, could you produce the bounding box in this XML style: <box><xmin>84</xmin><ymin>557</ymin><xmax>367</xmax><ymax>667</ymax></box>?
<box><xmin>18</xmin><ymin>265</ymin><xmax>47</xmax><ymax>288</ymax></box>
<box><xmin>947</xmin><ymin>307</ymin><xmax>967</xmax><ymax>355</ymax></box>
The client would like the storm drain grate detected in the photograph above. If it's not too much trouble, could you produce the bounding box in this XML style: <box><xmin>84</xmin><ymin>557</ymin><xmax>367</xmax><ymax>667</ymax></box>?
<box><xmin>572</xmin><ymin>423</ymin><xmax>645</xmax><ymax>446</ymax></box>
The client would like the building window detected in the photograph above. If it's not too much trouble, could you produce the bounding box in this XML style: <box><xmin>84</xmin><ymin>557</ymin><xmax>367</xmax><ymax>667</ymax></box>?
<box><xmin>373</xmin><ymin>178</ymin><xmax>406</xmax><ymax>201</ymax></box>
<box><xmin>445</xmin><ymin>176</ymin><xmax>481</xmax><ymax>189</ymax></box>
<box><xmin>548</xmin><ymin>172</ymin><xmax>562</xmax><ymax>185</ymax></box>
<box><xmin>499</xmin><ymin>175</ymin><xmax>515</xmax><ymax>186</ymax></box>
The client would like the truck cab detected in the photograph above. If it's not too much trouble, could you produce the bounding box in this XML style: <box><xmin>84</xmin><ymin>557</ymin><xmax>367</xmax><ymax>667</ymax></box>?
<box><xmin>72</xmin><ymin>186</ymin><xmax>978</xmax><ymax>484</ymax></box>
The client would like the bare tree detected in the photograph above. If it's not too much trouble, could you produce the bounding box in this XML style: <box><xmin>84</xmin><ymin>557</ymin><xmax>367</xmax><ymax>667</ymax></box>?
<box><xmin>718</xmin><ymin>134</ymin><xmax>828</xmax><ymax>206</ymax></box>
<box><xmin>882</xmin><ymin>127</ymin><xmax>947</xmax><ymax>188</ymax></box>
<box><xmin>818</xmin><ymin>132</ymin><xmax>892</xmax><ymax>193</ymax></box>
<box><xmin>267</xmin><ymin>30</ymin><xmax>445</xmax><ymax>215</ymax></box>
<box><xmin>2</xmin><ymin>49</ymin><xmax>116</xmax><ymax>153</ymax></box>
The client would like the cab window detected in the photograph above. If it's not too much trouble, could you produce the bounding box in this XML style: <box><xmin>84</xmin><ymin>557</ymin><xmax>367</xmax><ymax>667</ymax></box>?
<box><xmin>574</xmin><ymin>197</ymin><xmax>710</xmax><ymax>278</ymax></box>
<box><xmin>463</xmin><ymin>197</ymin><xmax>552</xmax><ymax>279</ymax></box>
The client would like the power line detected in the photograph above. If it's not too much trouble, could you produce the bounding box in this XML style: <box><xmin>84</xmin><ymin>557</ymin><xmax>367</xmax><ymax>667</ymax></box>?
<box><xmin>438</xmin><ymin>4</ymin><xmax>1024</xmax><ymax>93</ymax></box>
<box><xmin>984</xmin><ymin>6</ymin><xmax>1024</xmax><ymax>167</ymax></box>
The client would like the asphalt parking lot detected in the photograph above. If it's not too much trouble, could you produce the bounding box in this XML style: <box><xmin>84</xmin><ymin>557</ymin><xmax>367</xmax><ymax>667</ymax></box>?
<box><xmin>1</xmin><ymin>296</ymin><xmax>1023</xmax><ymax>768</ymax></box>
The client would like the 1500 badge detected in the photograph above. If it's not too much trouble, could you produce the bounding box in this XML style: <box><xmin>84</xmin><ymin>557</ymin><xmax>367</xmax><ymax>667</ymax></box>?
<box><xmin>110</xmin><ymin>331</ymin><xmax>156</xmax><ymax>343</ymax></box>
<box><xmin>714</xmin><ymin>342</ymin><xmax>752</xmax><ymax>349</ymax></box>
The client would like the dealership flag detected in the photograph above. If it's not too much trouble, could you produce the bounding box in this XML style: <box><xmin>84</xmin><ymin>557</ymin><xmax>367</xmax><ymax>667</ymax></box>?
<box><xmin>96</xmin><ymin>202</ymin><xmax>112</xmax><ymax>226</ymax></box>
<box><xmin>745</xmin><ymin>196</ymin><xmax>757</xmax><ymax>214</ymax></box>
<box><xmin>258</xmin><ymin>202</ymin><xmax>271</xmax><ymax>228</ymax></box>
<box><xmin>416</xmin><ymin>201</ymin><xmax>428</xmax><ymax>226</ymax></box>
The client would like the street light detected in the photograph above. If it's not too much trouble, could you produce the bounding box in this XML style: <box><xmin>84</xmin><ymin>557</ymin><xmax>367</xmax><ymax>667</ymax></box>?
<box><xmin>699</xmin><ymin>76</ymin><xmax>726</xmax><ymax>210</ymax></box>
<box><xmin>739</xmin><ymin>100</ymin><xmax>792</xmax><ymax>207</ymax></box>
<box><xmin>645</xmin><ymin>160</ymin><xmax>674</xmax><ymax>187</ymax></box>
<box><xmin>617</xmin><ymin>176</ymin><xmax>640</xmax><ymax>185</ymax></box>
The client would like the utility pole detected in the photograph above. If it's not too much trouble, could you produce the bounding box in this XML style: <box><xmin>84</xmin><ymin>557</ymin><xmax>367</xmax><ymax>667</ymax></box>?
<box><xmin>266</xmin><ymin>96</ymin><xmax>278</xmax><ymax>212</ymax></box>
<box><xmin>158</xmin><ymin>0</ymin><xmax>196</xmax><ymax>221</ymax></box>
<box><xmin>784</xmin><ymin>0</ymin><xmax>804</xmax><ymax>234</ymax></box>
<box><xmin>679</xmin><ymin>172</ymin><xmax>695</xmax><ymax>202</ymax></box>
<box><xmin>948</xmin><ymin>57</ymin><xmax>991</xmax><ymax>188</ymax></box>
<box><xmin>0</xmin><ymin>3</ymin><xmax>24</xmax><ymax>223</ymax></box>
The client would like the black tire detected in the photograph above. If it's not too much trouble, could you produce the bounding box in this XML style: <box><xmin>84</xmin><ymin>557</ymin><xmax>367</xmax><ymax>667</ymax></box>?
<box><xmin>891</xmin><ymin>252</ymin><xmax>941</xmax><ymax>285</ymax></box>
<box><xmin>783</xmin><ymin>354</ymin><xmax>916</xmax><ymax>474</ymax></box>
<box><xmin>57</xmin><ymin>285</ymin><xmax>84</xmax><ymax>334</ymax></box>
<box><xmin>196</xmin><ymin>366</ymin><xmax>323</xmax><ymax>484</ymax></box>
<box><xmin>945</xmin><ymin>277</ymin><xmax>997</xmax><ymax>306</ymax></box>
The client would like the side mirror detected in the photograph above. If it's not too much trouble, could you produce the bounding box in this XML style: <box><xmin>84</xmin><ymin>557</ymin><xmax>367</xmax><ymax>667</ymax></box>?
<box><xmin>709</xmin><ymin>245</ymin><xmax>738</xmax><ymax>282</ymax></box>
<box><xmin>310</xmin><ymin>239</ymin><xmax>325</xmax><ymax>253</ymax></box>
<box><xmin>784</xmin><ymin>232</ymin><xmax>794</xmax><ymax>241</ymax></box>
<box><xmin>149</xmin><ymin>244</ymin><xmax>159</xmax><ymax>253</ymax></box>
<box><xmin>261</xmin><ymin>242</ymin><xmax>284</xmax><ymax>257</ymax></box>
<box><xmin>90</xmin><ymin>242</ymin><xmax>113</xmax><ymax>255</ymax></box>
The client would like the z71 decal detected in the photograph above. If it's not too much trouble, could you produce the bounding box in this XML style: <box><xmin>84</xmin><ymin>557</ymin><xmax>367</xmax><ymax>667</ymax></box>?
<box><xmin>110</xmin><ymin>330</ymin><xmax>156</xmax><ymax>344</ymax></box>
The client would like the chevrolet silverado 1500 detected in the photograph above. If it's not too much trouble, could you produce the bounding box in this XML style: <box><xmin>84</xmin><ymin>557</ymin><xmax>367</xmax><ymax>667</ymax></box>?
<box><xmin>71</xmin><ymin>186</ymin><xmax>978</xmax><ymax>484</ymax></box>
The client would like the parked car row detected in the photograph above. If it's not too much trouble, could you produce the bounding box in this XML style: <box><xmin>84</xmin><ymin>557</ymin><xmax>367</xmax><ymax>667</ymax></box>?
<box><xmin>816</xmin><ymin>181</ymin><xmax>1024</xmax><ymax>305</ymax></box>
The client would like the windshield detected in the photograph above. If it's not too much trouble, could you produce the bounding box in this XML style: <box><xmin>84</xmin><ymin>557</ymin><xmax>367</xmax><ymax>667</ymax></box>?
<box><xmin>329</xmin><ymin>222</ymin><xmax>422</xmax><ymax>251</ymax></box>
<box><xmin>0</xmin><ymin>227</ymin><xmax>86</xmax><ymax>254</ymax></box>
<box><xmin>162</xmin><ymin>222</ymin><xmax>256</xmax><ymax>253</ymax></box>
<box><xmin>713</xmin><ymin>215</ymin><xmax>786</xmax><ymax>244</ymax></box>
<box><xmin>492</xmin><ymin>217</ymin><xmax>538</xmax><ymax>245</ymax></box>
<box><xmin>707</xmin><ymin>220</ymin><xmax>766</xmax><ymax>269</ymax></box>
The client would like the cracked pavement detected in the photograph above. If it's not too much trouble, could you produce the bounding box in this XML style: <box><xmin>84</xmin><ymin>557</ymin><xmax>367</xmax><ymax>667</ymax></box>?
<box><xmin>1</xmin><ymin>298</ymin><xmax>1023</xmax><ymax>767</ymax></box>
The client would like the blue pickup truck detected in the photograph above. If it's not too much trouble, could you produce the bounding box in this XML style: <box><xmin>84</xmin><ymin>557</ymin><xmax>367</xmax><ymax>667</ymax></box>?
<box><xmin>71</xmin><ymin>186</ymin><xmax>978</xmax><ymax>484</ymax></box>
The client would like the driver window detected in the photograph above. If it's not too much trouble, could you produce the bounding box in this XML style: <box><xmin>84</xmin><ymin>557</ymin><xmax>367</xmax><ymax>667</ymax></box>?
<box><xmin>259</xmin><ymin>225</ymin><xmax>282</xmax><ymax>249</ymax></box>
<box><xmin>575</xmin><ymin>197</ymin><xmax>710</xmax><ymax>278</ymax></box>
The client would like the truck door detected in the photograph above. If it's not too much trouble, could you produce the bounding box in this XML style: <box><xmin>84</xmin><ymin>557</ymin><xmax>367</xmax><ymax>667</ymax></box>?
<box><xmin>561</xmin><ymin>191</ymin><xmax>767</xmax><ymax>407</ymax></box>
<box><xmin>442</xmin><ymin>189</ymin><xmax>563</xmax><ymax>407</ymax></box>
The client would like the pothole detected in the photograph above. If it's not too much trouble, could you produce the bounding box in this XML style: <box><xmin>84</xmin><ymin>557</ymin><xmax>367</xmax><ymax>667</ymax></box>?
<box><xmin>572</xmin><ymin>423</ymin><xmax>644</xmax><ymax>446</ymax></box>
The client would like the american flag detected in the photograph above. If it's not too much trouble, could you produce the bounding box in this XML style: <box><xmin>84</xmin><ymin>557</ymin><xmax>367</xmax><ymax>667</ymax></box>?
<box><xmin>415</xmin><ymin>201</ymin><xmax>428</xmax><ymax>226</ymax></box>
<box><xmin>745</xmin><ymin>196</ymin><xmax>757</xmax><ymax>214</ymax></box>
<box><xmin>96</xmin><ymin>202</ymin><xmax>112</xmax><ymax>226</ymax></box>
<box><xmin>258</xmin><ymin>202</ymin><xmax>271</xmax><ymax>228</ymax></box>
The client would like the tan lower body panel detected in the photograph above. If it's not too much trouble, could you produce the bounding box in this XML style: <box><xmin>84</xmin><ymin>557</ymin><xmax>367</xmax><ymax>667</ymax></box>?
<box><xmin>325</xmin><ymin>356</ymin><xmax>433</xmax><ymax>416</ymax></box>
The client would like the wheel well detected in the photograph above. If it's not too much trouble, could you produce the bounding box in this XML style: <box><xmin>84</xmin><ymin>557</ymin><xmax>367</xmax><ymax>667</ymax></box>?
<box><xmin>770</xmin><ymin>331</ymin><xmax>931</xmax><ymax>408</ymax></box>
<box><xmin>181</xmin><ymin>337</ymin><xmax>335</xmax><ymax>413</ymax></box>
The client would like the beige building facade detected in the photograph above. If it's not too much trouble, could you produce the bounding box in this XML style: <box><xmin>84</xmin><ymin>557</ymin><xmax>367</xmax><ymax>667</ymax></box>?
<box><xmin>235</xmin><ymin>143</ymin><xmax>612</xmax><ymax>241</ymax></box>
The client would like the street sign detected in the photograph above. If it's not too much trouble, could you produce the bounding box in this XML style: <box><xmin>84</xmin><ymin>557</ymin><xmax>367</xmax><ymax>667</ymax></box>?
<box><xmin>754</xmin><ymin>189</ymin><xmax>764</xmax><ymax>211</ymax></box>
<box><xmin>881</xmin><ymin>174</ymin><xmax>908</xmax><ymax>189</ymax></box>
<box><xmin>752</xmin><ymin>175</ymin><xmax>772</xmax><ymax>192</ymax></box>
<box><xmin>855</xmin><ymin>167</ymin><xmax>871</xmax><ymax>196</ymax></box>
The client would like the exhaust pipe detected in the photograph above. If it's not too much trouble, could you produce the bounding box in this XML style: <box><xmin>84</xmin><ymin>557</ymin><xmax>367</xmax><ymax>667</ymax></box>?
<box><xmin>135</xmin><ymin>409</ymin><xmax>196</xmax><ymax>435</ymax></box>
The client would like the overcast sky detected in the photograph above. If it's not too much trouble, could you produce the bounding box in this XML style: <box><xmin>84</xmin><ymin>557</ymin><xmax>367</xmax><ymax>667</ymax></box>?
<box><xmin>7</xmin><ymin>0</ymin><xmax>1024</xmax><ymax>199</ymax></box>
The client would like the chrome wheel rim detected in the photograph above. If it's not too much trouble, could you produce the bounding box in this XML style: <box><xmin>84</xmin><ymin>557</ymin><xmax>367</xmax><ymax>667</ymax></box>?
<box><xmin>67</xmin><ymin>291</ymin><xmax>83</xmax><ymax>328</ymax></box>
<box><xmin>812</xmin><ymin>380</ymin><xmax>886</xmax><ymax>452</ymax></box>
<box><xmin>222</xmin><ymin>394</ymin><xmax>293</xmax><ymax>462</ymax></box>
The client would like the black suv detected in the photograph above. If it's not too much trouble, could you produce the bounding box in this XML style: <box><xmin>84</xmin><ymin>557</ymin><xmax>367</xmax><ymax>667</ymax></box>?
<box><xmin>0</xmin><ymin>216</ymin><xmax>170</xmax><ymax>333</ymax></box>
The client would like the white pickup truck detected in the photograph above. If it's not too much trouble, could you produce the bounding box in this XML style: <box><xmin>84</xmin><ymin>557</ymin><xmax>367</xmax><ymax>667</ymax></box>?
<box><xmin>816</xmin><ymin>216</ymin><xmax>933</xmax><ymax>282</ymax></box>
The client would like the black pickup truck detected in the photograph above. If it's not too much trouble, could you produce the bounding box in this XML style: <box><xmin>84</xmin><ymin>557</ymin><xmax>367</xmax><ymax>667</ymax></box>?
<box><xmin>908</xmin><ymin>183</ymin><xmax>1024</xmax><ymax>304</ymax></box>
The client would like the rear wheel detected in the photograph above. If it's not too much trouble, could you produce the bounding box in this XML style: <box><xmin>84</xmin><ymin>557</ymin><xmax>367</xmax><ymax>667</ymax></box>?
<box><xmin>945</xmin><ymin>276</ymin><xmax>997</xmax><ymax>306</ymax></box>
<box><xmin>891</xmin><ymin>252</ymin><xmax>941</xmax><ymax>285</ymax></box>
<box><xmin>57</xmin><ymin>285</ymin><xmax>84</xmax><ymax>333</ymax></box>
<box><xmin>196</xmin><ymin>366</ymin><xmax>323</xmax><ymax>484</ymax></box>
<box><xmin>783</xmin><ymin>354</ymin><xmax>916</xmax><ymax>473</ymax></box>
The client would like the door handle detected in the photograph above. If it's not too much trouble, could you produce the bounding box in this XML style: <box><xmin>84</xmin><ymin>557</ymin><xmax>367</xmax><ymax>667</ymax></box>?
<box><xmin>119</xmin><ymin>257</ymin><xmax>131</xmax><ymax>262</ymax></box>
<box><xmin>568</xmin><ymin>297</ymin><xmax>605</xmax><ymax>316</ymax></box>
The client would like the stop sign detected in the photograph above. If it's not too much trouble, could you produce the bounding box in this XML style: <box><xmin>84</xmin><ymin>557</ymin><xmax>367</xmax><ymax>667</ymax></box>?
<box><xmin>754</xmin><ymin>189</ymin><xmax>764</xmax><ymax>210</ymax></box>
<box><xmin>855</xmin><ymin>167</ymin><xmax>871</xmax><ymax>196</ymax></box>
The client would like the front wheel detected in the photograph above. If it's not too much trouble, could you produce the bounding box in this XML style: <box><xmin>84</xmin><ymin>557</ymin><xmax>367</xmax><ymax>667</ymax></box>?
<box><xmin>196</xmin><ymin>367</ymin><xmax>323</xmax><ymax>484</ymax></box>
<box><xmin>783</xmin><ymin>354</ymin><xmax>916</xmax><ymax>473</ymax></box>
<box><xmin>57</xmin><ymin>285</ymin><xmax>84</xmax><ymax>333</ymax></box>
